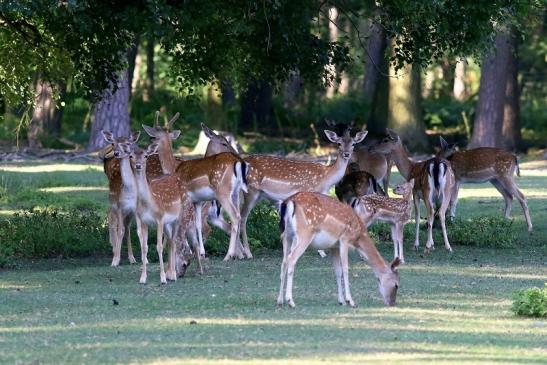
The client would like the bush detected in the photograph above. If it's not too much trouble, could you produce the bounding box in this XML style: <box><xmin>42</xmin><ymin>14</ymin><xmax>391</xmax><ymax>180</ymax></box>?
<box><xmin>512</xmin><ymin>286</ymin><xmax>547</xmax><ymax>317</ymax></box>
<box><xmin>0</xmin><ymin>208</ymin><xmax>109</xmax><ymax>267</ymax></box>
<box><xmin>446</xmin><ymin>216</ymin><xmax>518</xmax><ymax>248</ymax></box>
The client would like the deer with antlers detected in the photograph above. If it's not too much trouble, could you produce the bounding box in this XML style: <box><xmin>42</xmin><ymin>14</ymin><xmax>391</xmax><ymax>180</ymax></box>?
<box><xmin>278</xmin><ymin>192</ymin><xmax>400</xmax><ymax>308</ymax></box>
<box><xmin>369</xmin><ymin>129</ymin><xmax>455</xmax><ymax>254</ymax></box>
<box><xmin>437</xmin><ymin>136</ymin><xmax>532</xmax><ymax>232</ymax></box>
<box><xmin>352</xmin><ymin>179</ymin><xmax>415</xmax><ymax>263</ymax></box>
<box><xmin>143</xmin><ymin>115</ymin><xmax>248</xmax><ymax>261</ymax></box>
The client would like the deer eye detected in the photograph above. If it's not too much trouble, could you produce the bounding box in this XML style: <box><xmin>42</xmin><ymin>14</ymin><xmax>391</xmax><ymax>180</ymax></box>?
<box><xmin>395</xmin><ymin>284</ymin><xmax>399</xmax><ymax>289</ymax></box>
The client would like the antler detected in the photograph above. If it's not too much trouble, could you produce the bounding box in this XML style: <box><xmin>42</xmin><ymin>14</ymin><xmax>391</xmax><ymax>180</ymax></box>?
<box><xmin>167</xmin><ymin>112</ymin><xmax>180</xmax><ymax>130</ymax></box>
<box><xmin>154</xmin><ymin>111</ymin><xmax>161</xmax><ymax>128</ymax></box>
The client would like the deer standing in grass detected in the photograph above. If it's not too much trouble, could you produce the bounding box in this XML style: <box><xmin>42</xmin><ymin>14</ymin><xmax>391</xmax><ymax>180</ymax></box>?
<box><xmin>370</xmin><ymin>129</ymin><xmax>455</xmax><ymax>253</ymax></box>
<box><xmin>437</xmin><ymin>136</ymin><xmax>532</xmax><ymax>232</ymax></box>
<box><xmin>143</xmin><ymin>112</ymin><xmax>241</xmax><ymax>258</ymax></box>
<box><xmin>335</xmin><ymin>162</ymin><xmax>385</xmax><ymax>203</ymax></box>
<box><xmin>278</xmin><ymin>192</ymin><xmax>400</xmax><ymax>308</ymax></box>
<box><xmin>352</xmin><ymin>179</ymin><xmax>415</xmax><ymax>263</ymax></box>
<box><xmin>129</xmin><ymin>143</ymin><xmax>197</xmax><ymax>284</ymax></box>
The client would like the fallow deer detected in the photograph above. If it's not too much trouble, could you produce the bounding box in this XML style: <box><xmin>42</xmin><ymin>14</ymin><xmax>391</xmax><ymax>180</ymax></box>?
<box><xmin>278</xmin><ymin>192</ymin><xmax>401</xmax><ymax>307</ymax></box>
<box><xmin>129</xmin><ymin>143</ymin><xmax>197</xmax><ymax>284</ymax></box>
<box><xmin>369</xmin><ymin>129</ymin><xmax>455</xmax><ymax>253</ymax></box>
<box><xmin>438</xmin><ymin>136</ymin><xmax>532</xmax><ymax>232</ymax></box>
<box><xmin>335</xmin><ymin>162</ymin><xmax>385</xmax><ymax>203</ymax></box>
<box><xmin>352</xmin><ymin>179</ymin><xmax>415</xmax><ymax>263</ymax></box>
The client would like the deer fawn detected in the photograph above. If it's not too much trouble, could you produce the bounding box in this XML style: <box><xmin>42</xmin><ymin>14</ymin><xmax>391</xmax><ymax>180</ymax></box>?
<box><xmin>335</xmin><ymin>162</ymin><xmax>385</xmax><ymax>203</ymax></box>
<box><xmin>438</xmin><ymin>136</ymin><xmax>532</xmax><ymax>232</ymax></box>
<box><xmin>278</xmin><ymin>192</ymin><xmax>400</xmax><ymax>308</ymax></box>
<box><xmin>370</xmin><ymin>129</ymin><xmax>455</xmax><ymax>254</ymax></box>
<box><xmin>129</xmin><ymin>143</ymin><xmax>198</xmax><ymax>284</ymax></box>
<box><xmin>352</xmin><ymin>179</ymin><xmax>415</xmax><ymax>263</ymax></box>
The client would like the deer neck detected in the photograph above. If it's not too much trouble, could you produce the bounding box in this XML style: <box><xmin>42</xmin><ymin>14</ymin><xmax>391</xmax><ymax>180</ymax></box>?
<box><xmin>321</xmin><ymin>151</ymin><xmax>351</xmax><ymax>192</ymax></box>
<box><xmin>134</xmin><ymin>170</ymin><xmax>155</xmax><ymax>211</ymax></box>
<box><xmin>157</xmin><ymin>139</ymin><xmax>178</xmax><ymax>174</ymax></box>
<box><xmin>390</xmin><ymin>143</ymin><xmax>414</xmax><ymax>181</ymax></box>
<box><xmin>357</xmin><ymin>234</ymin><xmax>390</xmax><ymax>276</ymax></box>
<box><xmin>119</xmin><ymin>157</ymin><xmax>136</xmax><ymax>193</ymax></box>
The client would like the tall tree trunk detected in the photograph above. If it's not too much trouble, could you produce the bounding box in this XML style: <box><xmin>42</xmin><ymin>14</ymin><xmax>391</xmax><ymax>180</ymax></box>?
<box><xmin>362</xmin><ymin>20</ymin><xmax>388</xmax><ymax>134</ymax></box>
<box><xmin>325</xmin><ymin>6</ymin><xmax>338</xmax><ymax>99</ymax></box>
<box><xmin>47</xmin><ymin>80</ymin><xmax>67</xmax><ymax>137</ymax></box>
<box><xmin>127</xmin><ymin>37</ymin><xmax>140</xmax><ymax>98</ymax></box>
<box><xmin>502</xmin><ymin>29</ymin><xmax>522</xmax><ymax>151</ymax></box>
<box><xmin>221</xmin><ymin>80</ymin><xmax>236</xmax><ymax>108</ymax></box>
<box><xmin>142</xmin><ymin>38</ymin><xmax>155</xmax><ymax>102</ymax></box>
<box><xmin>469</xmin><ymin>31</ymin><xmax>511</xmax><ymax>148</ymax></box>
<box><xmin>88</xmin><ymin>70</ymin><xmax>131</xmax><ymax>151</ymax></box>
<box><xmin>453</xmin><ymin>60</ymin><xmax>467</xmax><ymax>101</ymax></box>
<box><xmin>239</xmin><ymin>80</ymin><xmax>272</xmax><ymax>133</ymax></box>
<box><xmin>282</xmin><ymin>72</ymin><xmax>302</xmax><ymax>109</ymax></box>
<box><xmin>28</xmin><ymin>79</ymin><xmax>54</xmax><ymax>149</ymax></box>
<box><xmin>440</xmin><ymin>58</ymin><xmax>454</xmax><ymax>98</ymax></box>
<box><xmin>387</xmin><ymin>63</ymin><xmax>428</xmax><ymax>150</ymax></box>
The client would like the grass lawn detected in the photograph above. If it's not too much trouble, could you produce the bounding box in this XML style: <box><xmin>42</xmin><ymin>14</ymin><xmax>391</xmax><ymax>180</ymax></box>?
<box><xmin>0</xmin><ymin>159</ymin><xmax>546</xmax><ymax>364</ymax></box>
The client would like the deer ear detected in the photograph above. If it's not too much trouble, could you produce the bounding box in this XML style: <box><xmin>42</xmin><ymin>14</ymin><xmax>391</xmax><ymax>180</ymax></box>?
<box><xmin>408</xmin><ymin>178</ymin><xmax>415</xmax><ymax>188</ymax></box>
<box><xmin>353</xmin><ymin>130</ymin><xmax>368</xmax><ymax>144</ymax></box>
<box><xmin>386</xmin><ymin>128</ymin><xmax>398</xmax><ymax>141</ymax></box>
<box><xmin>130</xmin><ymin>131</ymin><xmax>141</xmax><ymax>144</ymax></box>
<box><xmin>390</xmin><ymin>257</ymin><xmax>401</xmax><ymax>271</ymax></box>
<box><xmin>170</xmin><ymin>130</ymin><xmax>181</xmax><ymax>140</ymax></box>
<box><xmin>439</xmin><ymin>136</ymin><xmax>449</xmax><ymax>150</ymax></box>
<box><xmin>101</xmin><ymin>130</ymin><xmax>115</xmax><ymax>143</ymax></box>
<box><xmin>142</xmin><ymin>124</ymin><xmax>157</xmax><ymax>138</ymax></box>
<box><xmin>146</xmin><ymin>143</ymin><xmax>159</xmax><ymax>155</ymax></box>
<box><xmin>350</xmin><ymin>198</ymin><xmax>359</xmax><ymax>209</ymax></box>
<box><xmin>201</xmin><ymin>123</ymin><xmax>218</xmax><ymax>139</ymax></box>
<box><xmin>325</xmin><ymin>119</ymin><xmax>336</xmax><ymax>127</ymax></box>
<box><xmin>324</xmin><ymin>130</ymin><xmax>340</xmax><ymax>143</ymax></box>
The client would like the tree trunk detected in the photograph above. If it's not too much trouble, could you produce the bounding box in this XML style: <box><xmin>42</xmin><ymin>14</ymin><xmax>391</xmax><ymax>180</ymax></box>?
<box><xmin>453</xmin><ymin>60</ymin><xmax>467</xmax><ymax>101</ymax></box>
<box><xmin>387</xmin><ymin>63</ymin><xmax>428</xmax><ymax>150</ymax></box>
<box><xmin>127</xmin><ymin>37</ymin><xmax>140</xmax><ymax>98</ymax></box>
<box><xmin>88</xmin><ymin>70</ymin><xmax>131</xmax><ymax>151</ymax></box>
<box><xmin>325</xmin><ymin>6</ymin><xmax>338</xmax><ymax>99</ymax></box>
<box><xmin>47</xmin><ymin>80</ymin><xmax>67</xmax><ymax>137</ymax></box>
<box><xmin>239</xmin><ymin>80</ymin><xmax>272</xmax><ymax>133</ymax></box>
<box><xmin>469</xmin><ymin>31</ymin><xmax>511</xmax><ymax>148</ymax></box>
<box><xmin>440</xmin><ymin>58</ymin><xmax>454</xmax><ymax>98</ymax></box>
<box><xmin>502</xmin><ymin>30</ymin><xmax>522</xmax><ymax>151</ymax></box>
<box><xmin>362</xmin><ymin>20</ymin><xmax>388</xmax><ymax>134</ymax></box>
<box><xmin>142</xmin><ymin>38</ymin><xmax>154</xmax><ymax>102</ymax></box>
<box><xmin>221</xmin><ymin>80</ymin><xmax>236</xmax><ymax>108</ymax></box>
<box><xmin>282</xmin><ymin>72</ymin><xmax>303</xmax><ymax>109</ymax></box>
<box><xmin>28</xmin><ymin>79</ymin><xmax>54</xmax><ymax>149</ymax></box>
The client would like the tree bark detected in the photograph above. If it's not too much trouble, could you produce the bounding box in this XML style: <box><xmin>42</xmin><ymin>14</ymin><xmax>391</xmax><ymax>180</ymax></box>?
<box><xmin>282</xmin><ymin>72</ymin><xmax>303</xmax><ymax>109</ymax></box>
<box><xmin>387</xmin><ymin>63</ymin><xmax>428</xmax><ymax>150</ymax></box>
<box><xmin>502</xmin><ymin>30</ymin><xmax>522</xmax><ymax>151</ymax></box>
<box><xmin>47</xmin><ymin>80</ymin><xmax>66</xmax><ymax>137</ymax></box>
<box><xmin>440</xmin><ymin>57</ymin><xmax>454</xmax><ymax>98</ymax></box>
<box><xmin>142</xmin><ymin>38</ymin><xmax>154</xmax><ymax>102</ymax></box>
<box><xmin>221</xmin><ymin>80</ymin><xmax>236</xmax><ymax>108</ymax></box>
<box><xmin>326</xmin><ymin>6</ymin><xmax>338</xmax><ymax>99</ymax></box>
<box><xmin>469</xmin><ymin>31</ymin><xmax>511</xmax><ymax>148</ymax></box>
<box><xmin>239</xmin><ymin>80</ymin><xmax>273</xmax><ymax>133</ymax></box>
<box><xmin>88</xmin><ymin>70</ymin><xmax>131</xmax><ymax>151</ymax></box>
<box><xmin>453</xmin><ymin>60</ymin><xmax>467</xmax><ymax>101</ymax></box>
<box><xmin>28</xmin><ymin>79</ymin><xmax>54</xmax><ymax>149</ymax></box>
<box><xmin>362</xmin><ymin>20</ymin><xmax>388</xmax><ymax>134</ymax></box>
<box><xmin>126</xmin><ymin>37</ymin><xmax>140</xmax><ymax>98</ymax></box>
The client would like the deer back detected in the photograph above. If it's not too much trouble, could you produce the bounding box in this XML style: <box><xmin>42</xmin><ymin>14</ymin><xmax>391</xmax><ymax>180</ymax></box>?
<box><xmin>447</xmin><ymin>147</ymin><xmax>517</xmax><ymax>180</ymax></box>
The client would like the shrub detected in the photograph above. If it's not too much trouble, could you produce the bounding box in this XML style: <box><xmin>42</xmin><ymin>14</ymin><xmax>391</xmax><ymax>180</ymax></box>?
<box><xmin>512</xmin><ymin>286</ymin><xmax>547</xmax><ymax>317</ymax></box>
<box><xmin>446</xmin><ymin>216</ymin><xmax>518</xmax><ymax>248</ymax></box>
<box><xmin>0</xmin><ymin>208</ymin><xmax>109</xmax><ymax>267</ymax></box>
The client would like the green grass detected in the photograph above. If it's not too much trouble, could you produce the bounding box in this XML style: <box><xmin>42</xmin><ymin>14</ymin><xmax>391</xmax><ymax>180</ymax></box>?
<box><xmin>0</xmin><ymin>159</ymin><xmax>546</xmax><ymax>364</ymax></box>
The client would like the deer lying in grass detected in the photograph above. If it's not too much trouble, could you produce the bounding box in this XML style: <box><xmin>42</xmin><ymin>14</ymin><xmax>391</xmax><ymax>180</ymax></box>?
<box><xmin>437</xmin><ymin>136</ymin><xmax>532</xmax><ymax>232</ymax></box>
<box><xmin>370</xmin><ymin>129</ymin><xmax>455</xmax><ymax>254</ymax></box>
<box><xmin>335</xmin><ymin>162</ymin><xmax>385</xmax><ymax>203</ymax></box>
<box><xmin>352</xmin><ymin>179</ymin><xmax>415</xmax><ymax>263</ymax></box>
<box><xmin>278</xmin><ymin>192</ymin><xmax>400</xmax><ymax>308</ymax></box>
<box><xmin>129</xmin><ymin>143</ymin><xmax>198</xmax><ymax>284</ymax></box>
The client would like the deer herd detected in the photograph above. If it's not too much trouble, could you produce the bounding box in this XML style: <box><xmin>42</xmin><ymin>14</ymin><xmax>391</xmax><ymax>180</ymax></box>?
<box><xmin>100</xmin><ymin>112</ymin><xmax>532</xmax><ymax>308</ymax></box>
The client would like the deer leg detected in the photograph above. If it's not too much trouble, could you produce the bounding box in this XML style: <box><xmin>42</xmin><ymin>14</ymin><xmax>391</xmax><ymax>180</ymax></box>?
<box><xmin>136</xmin><ymin>216</ymin><xmax>149</xmax><ymax>284</ymax></box>
<box><xmin>413</xmin><ymin>194</ymin><xmax>421</xmax><ymax>250</ymax></box>
<box><xmin>490</xmin><ymin>179</ymin><xmax>513</xmax><ymax>218</ymax></box>
<box><xmin>277</xmin><ymin>231</ymin><xmax>291</xmax><ymax>306</ymax></box>
<box><xmin>165</xmin><ymin>224</ymin><xmax>177</xmax><ymax>281</ymax></box>
<box><xmin>217</xmin><ymin>193</ymin><xmax>244</xmax><ymax>261</ymax></box>
<box><xmin>156</xmin><ymin>221</ymin><xmax>167</xmax><ymax>284</ymax></box>
<box><xmin>438</xmin><ymin>193</ymin><xmax>453</xmax><ymax>252</ymax></box>
<box><xmin>108</xmin><ymin>207</ymin><xmax>121</xmax><ymax>267</ymax></box>
<box><xmin>331</xmin><ymin>247</ymin><xmax>344</xmax><ymax>305</ymax></box>
<box><xmin>339</xmin><ymin>241</ymin><xmax>355</xmax><ymax>307</ymax></box>
<box><xmin>396</xmin><ymin>223</ymin><xmax>405</xmax><ymax>264</ymax></box>
<box><xmin>124</xmin><ymin>214</ymin><xmax>137</xmax><ymax>264</ymax></box>
<box><xmin>231</xmin><ymin>182</ymin><xmax>251</xmax><ymax>259</ymax></box>
<box><xmin>240</xmin><ymin>188</ymin><xmax>262</xmax><ymax>256</ymax></box>
<box><xmin>449</xmin><ymin>182</ymin><xmax>461</xmax><ymax>220</ymax></box>
<box><xmin>499</xmin><ymin>177</ymin><xmax>533</xmax><ymax>232</ymax></box>
<box><xmin>193</xmin><ymin>202</ymin><xmax>206</xmax><ymax>258</ymax></box>
<box><xmin>285</xmin><ymin>229</ymin><xmax>313</xmax><ymax>308</ymax></box>
<box><xmin>390</xmin><ymin>224</ymin><xmax>399</xmax><ymax>261</ymax></box>
<box><xmin>424</xmin><ymin>193</ymin><xmax>436</xmax><ymax>254</ymax></box>
<box><xmin>187</xmin><ymin>227</ymin><xmax>203</xmax><ymax>275</ymax></box>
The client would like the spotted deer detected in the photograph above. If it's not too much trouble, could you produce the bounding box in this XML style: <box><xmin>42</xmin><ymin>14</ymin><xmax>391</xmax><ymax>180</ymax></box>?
<box><xmin>437</xmin><ymin>136</ymin><xmax>532</xmax><ymax>232</ymax></box>
<box><xmin>278</xmin><ymin>192</ymin><xmax>400</xmax><ymax>308</ymax></box>
<box><xmin>335</xmin><ymin>162</ymin><xmax>385</xmax><ymax>203</ymax></box>
<box><xmin>128</xmin><ymin>143</ymin><xmax>198</xmax><ymax>284</ymax></box>
<box><xmin>369</xmin><ymin>129</ymin><xmax>455</xmax><ymax>253</ymax></box>
<box><xmin>142</xmin><ymin>113</ymin><xmax>242</xmax><ymax>261</ymax></box>
<box><xmin>352</xmin><ymin>179</ymin><xmax>415</xmax><ymax>263</ymax></box>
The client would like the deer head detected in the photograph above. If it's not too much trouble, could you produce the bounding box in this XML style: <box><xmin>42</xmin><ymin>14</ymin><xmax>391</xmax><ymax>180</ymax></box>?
<box><xmin>201</xmin><ymin>123</ymin><xmax>239</xmax><ymax>154</ymax></box>
<box><xmin>101</xmin><ymin>130</ymin><xmax>140</xmax><ymax>158</ymax></box>
<box><xmin>367</xmin><ymin>128</ymin><xmax>402</xmax><ymax>155</ymax></box>
<box><xmin>142</xmin><ymin>111</ymin><xmax>181</xmax><ymax>143</ymax></box>
<box><xmin>393</xmin><ymin>178</ymin><xmax>415</xmax><ymax>197</ymax></box>
<box><xmin>438</xmin><ymin>136</ymin><xmax>457</xmax><ymax>158</ymax></box>
<box><xmin>130</xmin><ymin>143</ymin><xmax>159</xmax><ymax>174</ymax></box>
<box><xmin>377</xmin><ymin>257</ymin><xmax>401</xmax><ymax>306</ymax></box>
<box><xmin>324</xmin><ymin>128</ymin><xmax>368</xmax><ymax>161</ymax></box>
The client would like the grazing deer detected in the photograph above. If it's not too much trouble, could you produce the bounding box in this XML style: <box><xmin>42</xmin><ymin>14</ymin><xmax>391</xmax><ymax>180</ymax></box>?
<box><xmin>325</xmin><ymin>119</ymin><xmax>392</xmax><ymax>195</ymax></box>
<box><xmin>101</xmin><ymin>130</ymin><xmax>142</xmax><ymax>266</ymax></box>
<box><xmin>352</xmin><ymin>179</ymin><xmax>415</xmax><ymax>263</ymax></box>
<box><xmin>438</xmin><ymin>136</ymin><xmax>532</xmax><ymax>232</ymax></box>
<box><xmin>129</xmin><ymin>143</ymin><xmax>197</xmax><ymax>284</ymax></box>
<box><xmin>369</xmin><ymin>129</ymin><xmax>455</xmax><ymax>253</ymax></box>
<box><xmin>335</xmin><ymin>162</ymin><xmax>385</xmax><ymax>203</ymax></box>
<box><xmin>278</xmin><ymin>192</ymin><xmax>400</xmax><ymax>308</ymax></box>
<box><xmin>142</xmin><ymin>113</ymin><xmax>241</xmax><ymax>260</ymax></box>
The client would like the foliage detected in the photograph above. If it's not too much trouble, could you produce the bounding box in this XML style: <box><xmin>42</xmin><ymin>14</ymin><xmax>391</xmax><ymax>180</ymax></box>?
<box><xmin>0</xmin><ymin>208</ymin><xmax>109</xmax><ymax>267</ymax></box>
<box><xmin>512</xmin><ymin>286</ymin><xmax>547</xmax><ymax>317</ymax></box>
<box><xmin>446</xmin><ymin>216</ymin><xmax>519</xmax><ymax>248</ymax></box>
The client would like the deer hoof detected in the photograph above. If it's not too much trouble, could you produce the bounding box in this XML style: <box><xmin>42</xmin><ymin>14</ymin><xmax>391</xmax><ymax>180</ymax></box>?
<box><xmin>128</xmin><ymin>256</ymin><xmax>137</xmax><ymax>264</ymax></box>
<box><xmin>287</xmin><ymin>299</ymin><xmax>296</xmax><ymax>308</ymax></box>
